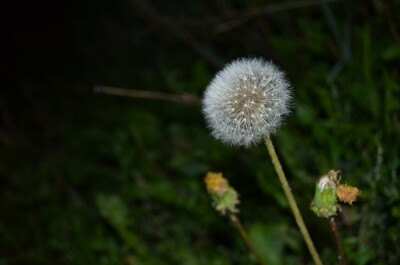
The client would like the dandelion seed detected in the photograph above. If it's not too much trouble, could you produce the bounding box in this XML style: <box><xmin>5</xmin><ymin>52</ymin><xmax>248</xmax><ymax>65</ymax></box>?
<box><xmin>202</xmin><ymin>58</ymin><xmax>291</xmax><ymax>147</ymax></box>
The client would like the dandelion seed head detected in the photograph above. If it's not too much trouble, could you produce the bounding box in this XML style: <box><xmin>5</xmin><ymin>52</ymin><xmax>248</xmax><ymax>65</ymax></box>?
<box><xmin>202</xmin><ymin>58</ymin><xmax>292</xmax><ymax>147</ymax></box>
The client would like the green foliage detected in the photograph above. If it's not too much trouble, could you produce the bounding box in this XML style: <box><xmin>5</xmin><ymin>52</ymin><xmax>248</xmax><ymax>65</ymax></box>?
<box><xmin>249</xmin><ymin>222</ymin><xmax>300</xmax><ymax>265</ymax></box>
<box><xmin>2</xmin><ymin>0</ymin><xmax>400</xmax><ymax>264</ymax></box>
<box><xmin>97</xmin><ymin>194</ymin><xmax>139</xmax><ymax>251</ymax></box>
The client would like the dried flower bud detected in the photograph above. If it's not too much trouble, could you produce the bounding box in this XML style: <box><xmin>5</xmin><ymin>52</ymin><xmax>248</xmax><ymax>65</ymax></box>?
<box><xmin>202</xmin><ymin>58</ymin><xmax>291</xmax><ymax>147</ymax></box>
<box><xmin>337</xmin><ymin>184</ymin><xmax>360</xmax><ymax>205</ymax></box>
<box><xmin>310</xmin><ymin>170</ymin><xmax>362</xmax><ymax>218</ymax></box>
<box><xmin>204</xmin><ymin>172</ymin><xmax>239</xmax><ymax>215</ymax></box>
<box><xmin>205</xmin><ymin>172</ymin><xmax>229</xmax><ymax>196</ymax></box>
<box><xmin>310</xmin><ymin>173</ymin><xmax>338</xmax><ymax>218</ymax></box>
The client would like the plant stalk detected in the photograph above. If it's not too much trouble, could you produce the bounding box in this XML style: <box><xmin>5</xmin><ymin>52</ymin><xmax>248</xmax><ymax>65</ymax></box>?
<box><xmin>230</xmin><ymin>213</ymin><xmax>267</xmax><ymax>265</ymax></box>
<box><xmin>94</xmin><ymin>85</ymin><xmax>199</xmax><ymax>105</ymax></box>
<box><xmin>329</xmin><ymin>217</ymin><xmax>346</xmax><ymax>265</ymax></box>
<box><xmin>264</xmin><ymin>136</ymin><xmax>323</xmax><ymax>265</ymax></box>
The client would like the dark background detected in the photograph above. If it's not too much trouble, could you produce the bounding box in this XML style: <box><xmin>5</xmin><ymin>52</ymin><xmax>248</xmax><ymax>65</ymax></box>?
<box><xmin>1</xmin><ymin>0</ymin><xmax>400</xmax><ymax>264</ymax></box>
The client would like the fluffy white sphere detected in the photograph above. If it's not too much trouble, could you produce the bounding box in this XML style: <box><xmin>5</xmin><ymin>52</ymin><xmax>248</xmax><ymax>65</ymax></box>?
<box><xmin>202</xmin><ymin>58</ymin><xmax>291</xmax><ymax>147</ymax></box>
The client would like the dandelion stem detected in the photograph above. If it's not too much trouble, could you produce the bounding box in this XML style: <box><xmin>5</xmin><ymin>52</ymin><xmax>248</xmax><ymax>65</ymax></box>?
<box><xmin>329</xmin><ymin>217</ymin><xmax>346</xmax><ymax>265</ymax></box>
<box><xmin>230</xmin><ymin>213</ymin><xmax>267</xmax><ymax>265</ymax></box>
<box><xmin>264</xmin><ymin>136</ymin><xmax>323</xmax><ymax>265</ymax></box>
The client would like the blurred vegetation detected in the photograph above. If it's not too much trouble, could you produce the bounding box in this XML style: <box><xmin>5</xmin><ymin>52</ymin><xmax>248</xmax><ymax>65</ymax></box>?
<box><xmin>1</xmin><ymin>0</ymin><xmax>400</xmax><ymax>264</ymax></box>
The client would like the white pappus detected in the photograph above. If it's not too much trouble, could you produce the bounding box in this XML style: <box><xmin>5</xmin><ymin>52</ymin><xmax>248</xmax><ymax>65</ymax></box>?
<box><xmin>202</xmin><ymin>58</ymin><xmax>292</xmax><ymax>147</ymax></box>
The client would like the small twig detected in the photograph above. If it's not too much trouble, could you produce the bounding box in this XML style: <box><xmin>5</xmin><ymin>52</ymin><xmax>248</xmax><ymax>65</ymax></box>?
<box><xmin>175</xmin><ymin>0</ymin><xmax>342</xmax><ymax>27</ymax></box>
<box><xmin>230</xmin><ymin>214</ymin><xmax>267</xmax><ymax>265</ymax></box>
<box><xmin>94</xmin><ymin>85</ymin><xmax>200</xmax><ymax>106</ymax></box>
<box><xmin>130</xmin><ymin>0</ymin><xmax>223</xmax><ymax>67</ymax></box>
<box><xmin>214</xmin><ymin>0</ymin><xmax>341</xmax><ymax>33</ymax></box>
<box><xmin>329</xmin><ymin>217</ymin><xmax>346</xmax><ymax>265</ymax></box>
<box><xmin>382</xmin><ymin>0</ymin><xmax>400</xmax><ymax>42</ymax></box>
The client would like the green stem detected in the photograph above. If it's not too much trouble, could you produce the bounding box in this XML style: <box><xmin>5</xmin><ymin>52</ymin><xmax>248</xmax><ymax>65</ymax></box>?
<box><xmin>264</xmin><ymin>136</ymin><xmax>323</xmax><ymax>265</ymax></box>
<box><xmin>230</xmin><ymin>213</ymin><xmax>267</xmax><ymax>265</ymax></box>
